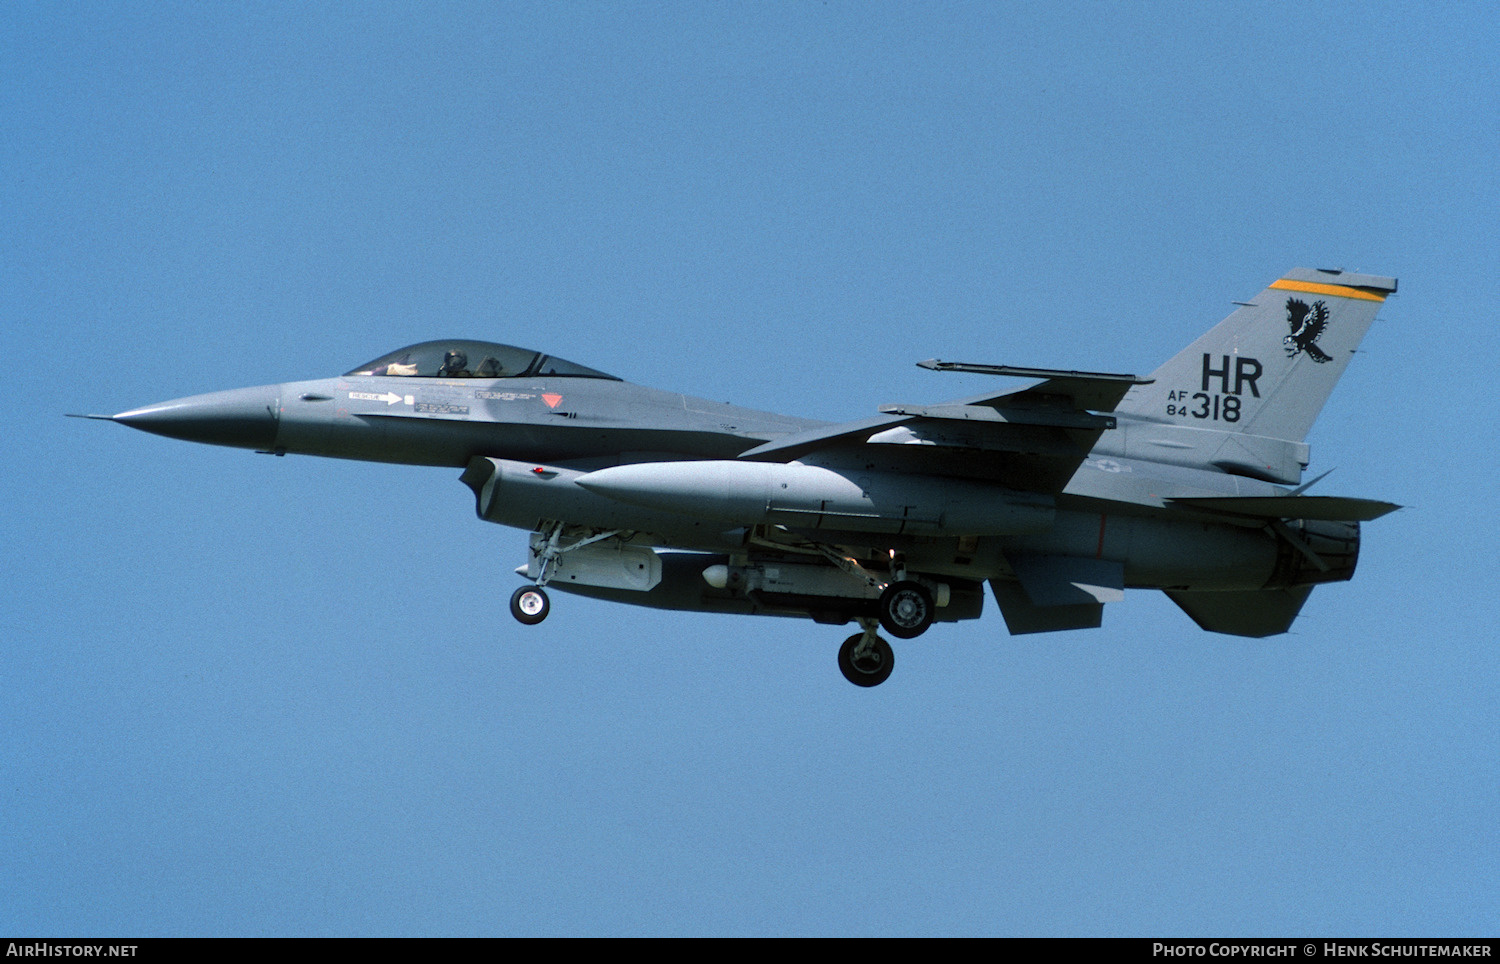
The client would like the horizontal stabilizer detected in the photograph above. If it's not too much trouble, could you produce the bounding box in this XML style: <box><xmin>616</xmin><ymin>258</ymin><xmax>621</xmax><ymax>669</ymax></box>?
<box><xmin>1165</xmin><ymin>587</ymin><xmax>1314</xmax><ymax>638</ymax></box>
<box><xmin>1168</xmin><ymin>495</ymin><xmax>1400</xmax><ymax>522</ymax></box>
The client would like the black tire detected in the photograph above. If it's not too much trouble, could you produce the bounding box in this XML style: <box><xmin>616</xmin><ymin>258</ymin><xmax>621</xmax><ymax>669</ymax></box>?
<box><xmin>878</xmin><ymin>580</ymin><xmax>934</xmax><ymax>639</ymax></box>
<box><xmin>838</xmin><ymin>632</ymin><xmax>894</xmax><ymax>687</ymax></box>
<box><xmin>510</xmin><ymin>586</ymin><xmax>550</xmax><ymax>625</ymax></box>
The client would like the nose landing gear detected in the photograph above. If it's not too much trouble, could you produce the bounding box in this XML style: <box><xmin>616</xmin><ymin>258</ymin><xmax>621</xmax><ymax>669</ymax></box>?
<box><xmin>510</xmin><ymin>585</ymin><xmax>550</xmax><ymax>625</ymax></box>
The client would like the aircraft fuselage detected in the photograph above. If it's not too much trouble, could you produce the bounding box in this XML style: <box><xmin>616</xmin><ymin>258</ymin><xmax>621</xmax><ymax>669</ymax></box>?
<box><xmin>110</xmin><ymin>367</ymin><xmax>1342</xmax><ymax>602</ymax></box>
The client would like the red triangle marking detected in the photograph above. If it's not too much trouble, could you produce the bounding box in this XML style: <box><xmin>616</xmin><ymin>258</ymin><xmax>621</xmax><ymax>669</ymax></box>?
<box><xmin>542</xmin><ymin>393</ymin><xmax>563</xmax><ymax>409</ymax></box>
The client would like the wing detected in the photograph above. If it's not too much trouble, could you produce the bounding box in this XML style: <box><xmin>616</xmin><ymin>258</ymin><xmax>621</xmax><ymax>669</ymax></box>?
<box><xmin>738</xmin><ymin>364</ymin><xmax>1152</xmax><ymax>493</ymax></box>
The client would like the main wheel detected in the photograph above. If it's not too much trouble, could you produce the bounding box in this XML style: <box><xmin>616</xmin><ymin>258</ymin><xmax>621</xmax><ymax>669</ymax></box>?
<box><xmin>878</xmin><ymin>580</ymin><xmax>934</xmax><ymax>639</ymax></box>
<box><xmin>838</xmin><ymin>633</ymin><xmax>894</xmax><ymax>687</ymax></box>
<box><xmin>510</xmin><ymin>586</ymin><xmax>550</xmax><ymax>625</ymax></box>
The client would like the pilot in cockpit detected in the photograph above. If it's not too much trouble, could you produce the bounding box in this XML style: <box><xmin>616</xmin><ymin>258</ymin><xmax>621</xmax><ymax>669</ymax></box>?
<box><xmin>437</xmin><ymin>349</ymin><xmax>470</xmax><ymax>377</ymax></box>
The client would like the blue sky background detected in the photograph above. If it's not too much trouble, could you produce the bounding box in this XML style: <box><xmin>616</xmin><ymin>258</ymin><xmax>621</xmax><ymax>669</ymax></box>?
<box><xmin>5</xmin><ymin>1</ymin><xmax>1497</xmax><ymax>936</ymax></box>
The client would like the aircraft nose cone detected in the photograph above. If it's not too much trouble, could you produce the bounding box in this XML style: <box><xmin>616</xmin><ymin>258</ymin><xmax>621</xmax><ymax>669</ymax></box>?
<box><xmin>113</xmin><ymin>384</ymin><xmax>282</xmax><ymax>451</ymax></box>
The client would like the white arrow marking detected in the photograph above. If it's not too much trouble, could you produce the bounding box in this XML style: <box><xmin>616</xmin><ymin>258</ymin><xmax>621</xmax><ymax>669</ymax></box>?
<box><xmin>348</xmin><ymin>391</ymin><xmax>411</xmax><ymax>406</ymax></box>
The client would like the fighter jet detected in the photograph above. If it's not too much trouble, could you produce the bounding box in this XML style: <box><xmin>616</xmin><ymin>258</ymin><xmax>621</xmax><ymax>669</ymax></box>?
<box><xmin>78</xmin><ymin>268</ymin><xmax>1399</xmax><ymax>686</ymax></box>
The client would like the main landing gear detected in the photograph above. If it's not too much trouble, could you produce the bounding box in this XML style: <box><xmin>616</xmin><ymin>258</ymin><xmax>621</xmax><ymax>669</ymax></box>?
<box><xmin>836</xmin><ymin>583</ymin><xmax>933</xmax><ymax>687</ymax></box>
<box><xmin>834</xmin><ymin>580</ymin><xmax>934</xmax><ymax>687</ymax></box>
<box><xmin>877</xmin><ymin>580</ymin><xmax>934</xmax><ymax>639</ymax></box>
<box><xmin>838</xmin><ymin>619</ymin><xmax>895</xmax><ymax>687</ymax></box>
<box><xmin>505</xmin><ymin>529</ymin><xmax>940</xmax><ymax>689</ymax></box>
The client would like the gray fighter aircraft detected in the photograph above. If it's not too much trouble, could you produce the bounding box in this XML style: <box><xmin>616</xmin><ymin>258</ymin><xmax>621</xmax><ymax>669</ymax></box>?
<box><xmin>80</xmin><ymin>268</ymin><xmax>1399</xmax><ymax>686</ymax></box>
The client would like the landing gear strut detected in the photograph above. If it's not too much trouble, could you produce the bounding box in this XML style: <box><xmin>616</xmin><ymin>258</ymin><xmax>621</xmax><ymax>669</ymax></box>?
<box><xmin>510</xmin><ymin>523</ymin><xmax>628</xmax><ymax>626</ymax></box>
<box><xmin>838</xmin><ymin>619</ymin><xmax>894</xmax><ymax>687</ymax></box>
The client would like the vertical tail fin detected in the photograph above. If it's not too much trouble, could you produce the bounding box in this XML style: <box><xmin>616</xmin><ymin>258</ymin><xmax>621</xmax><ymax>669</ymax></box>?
<box><xmin>1115</xmin><ymin>268</ymin><xmax>1396</xmax><ymax>442</ymax></box>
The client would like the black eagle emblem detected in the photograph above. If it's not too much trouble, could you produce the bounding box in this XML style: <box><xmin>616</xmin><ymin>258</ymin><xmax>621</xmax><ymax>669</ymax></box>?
<box><xmin>1284</xmin><ymin>298</ymin><xmax>1333</xmax><ymax>363</ymax></box>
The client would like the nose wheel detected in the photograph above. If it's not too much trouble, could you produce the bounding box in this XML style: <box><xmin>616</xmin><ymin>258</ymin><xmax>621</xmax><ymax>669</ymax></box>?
<box><xmin>838</xmin><ymin>621</ymin><xmax>894</xmax><ymax>687</ymax></box>
<box><xmin>510</xmin><ymin>585</ymin><xmax>550</xmax><ymax>625</ymax></box>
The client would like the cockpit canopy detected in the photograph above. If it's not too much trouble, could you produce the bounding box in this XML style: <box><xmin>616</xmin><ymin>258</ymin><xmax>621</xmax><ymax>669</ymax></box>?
<box><xmin>346</xmin><ymin>340</ymin><xmax>619</xmax><ymax>381</ymax></box>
